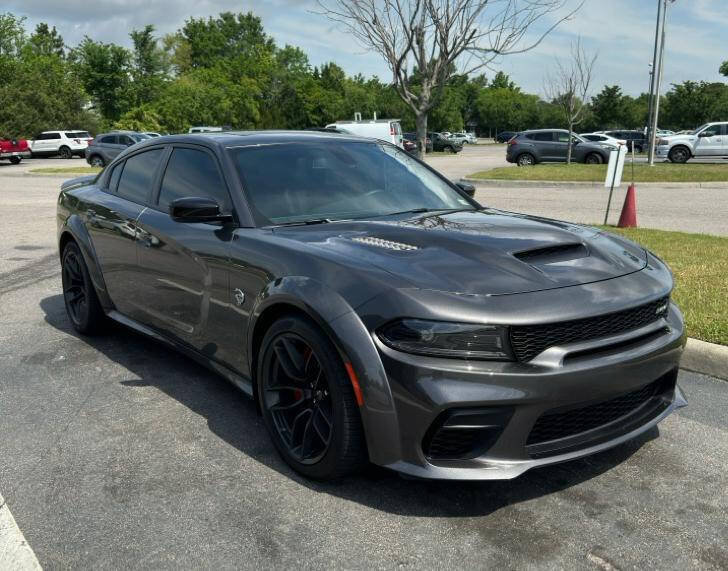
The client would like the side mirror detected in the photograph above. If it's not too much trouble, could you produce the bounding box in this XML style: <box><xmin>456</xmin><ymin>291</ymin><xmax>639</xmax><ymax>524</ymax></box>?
<box><xmin>170</xmin><ymin>197</ymin><xmax>232</xmax><ymax>223</ymax></box>
<box><xmin>697</xmin><ymin>131</ymin><xmax>709</xmax><ymax>138</ymax></box>
<box><xmin>456</xmin><ymin>182</ymin><xmax>476</xmax><ymax>197</ymax></box>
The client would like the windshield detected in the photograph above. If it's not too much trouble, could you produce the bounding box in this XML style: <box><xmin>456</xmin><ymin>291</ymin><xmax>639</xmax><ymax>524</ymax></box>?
<box><xmin>691</xmin><ymin>124</ymin><xmax>709</xmax><ymax>135</ymax></box>
<box><xmin>131</xmin><ymin>133</ymin><xmax>151</xmax><ymax>141</ymax></box>
<box><xmin>231</xmin><ymin>142</ymin><xmax>475</xmax><ymax>225</ymax></box>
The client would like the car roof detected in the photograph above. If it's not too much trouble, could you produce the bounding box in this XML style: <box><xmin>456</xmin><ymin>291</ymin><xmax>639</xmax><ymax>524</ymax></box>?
<box><xmin>137</xmin><ymin>130</ymin><xmax>384</xmax><ymax>148</ymax></box>
<box><xmin>519</xmin><ymin>129</ymin><xmax>569</xmax><ymax>134</ymax></box>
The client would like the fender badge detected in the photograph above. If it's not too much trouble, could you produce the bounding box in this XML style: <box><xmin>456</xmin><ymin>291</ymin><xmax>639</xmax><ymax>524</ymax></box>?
<box><xmin>233</xmin><ymin>288</ymin><xmax>245</xmax><ymax>306</ymax></box>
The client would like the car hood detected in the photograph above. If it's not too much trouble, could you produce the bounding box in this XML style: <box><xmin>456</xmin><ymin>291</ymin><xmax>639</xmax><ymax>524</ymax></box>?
<box><xmin>272</xmin><ymin>210</ymin><xmax>647</xmax><ymax>296</ymax></box>
<box><xmin>661</xmin><ymin>134</ymin><xmax>696</xmax><ymax>144</ymax></box>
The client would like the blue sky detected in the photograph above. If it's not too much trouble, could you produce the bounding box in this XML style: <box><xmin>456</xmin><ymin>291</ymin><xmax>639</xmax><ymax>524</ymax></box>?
<box><xmin>7</xmin><ymin>0</ymin><xmax>727</xmax><ymax>96</ymax></box>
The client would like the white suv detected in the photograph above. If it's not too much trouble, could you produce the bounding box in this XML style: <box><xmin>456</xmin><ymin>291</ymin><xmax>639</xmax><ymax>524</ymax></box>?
<box><xmin>30</xmin><ymin>130</ymin><xmax>92</xmax><ymax>159</ymax></box>
<box><xmin>656</xmin><ymin>122</ymin><xmax>728</xmax><ymax>163</ymax></box>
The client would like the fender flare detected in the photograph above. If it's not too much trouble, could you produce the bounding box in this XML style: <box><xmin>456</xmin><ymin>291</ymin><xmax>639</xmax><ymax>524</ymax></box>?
<box><xmin>247</xmin><ymin>276</ymin><xmax>401</xmax><ymax>466</ymax></box>
<box><xmin>59</xmin><ymin>214</ymin><xmax>114</xmax><ymax>310</ymax></box>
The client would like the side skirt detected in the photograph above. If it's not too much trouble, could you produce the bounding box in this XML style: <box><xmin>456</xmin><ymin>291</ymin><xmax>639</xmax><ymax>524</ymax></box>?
<box><xmin>106</xmin><ymin>310</ymin><xmax>254</xmax><ymax>398</ymax></box>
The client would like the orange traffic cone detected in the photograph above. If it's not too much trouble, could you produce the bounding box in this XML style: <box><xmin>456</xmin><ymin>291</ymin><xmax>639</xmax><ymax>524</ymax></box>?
<box><xmin>617</xmin><ymin>184</ymin><xmax>637</xmax><ymax>228</ymax></box>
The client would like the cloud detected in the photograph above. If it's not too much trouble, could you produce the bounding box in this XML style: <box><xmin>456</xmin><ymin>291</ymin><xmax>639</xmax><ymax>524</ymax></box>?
<box><xmin>5</xmin><ymin>0</ymin><xmax>725</xmax><ymax>95</ymax></box>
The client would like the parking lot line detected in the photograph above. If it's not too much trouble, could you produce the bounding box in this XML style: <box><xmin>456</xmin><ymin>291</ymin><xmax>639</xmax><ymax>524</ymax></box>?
<box><xmin>0</xmin><ymin>493</ymin><xmax>42</xmax><ymax>570</ymax></box>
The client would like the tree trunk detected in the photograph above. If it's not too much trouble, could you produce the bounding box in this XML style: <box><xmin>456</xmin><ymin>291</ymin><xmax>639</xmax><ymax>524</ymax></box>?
<box><xmin>415</xmin><ymin>112</ymin><xmax>428</xmax><ymax>159</ymax></box>
<box><xmin>566</xmin><ymin>122</ymin><xmax>573</xmax><ymax>165</ymax></box>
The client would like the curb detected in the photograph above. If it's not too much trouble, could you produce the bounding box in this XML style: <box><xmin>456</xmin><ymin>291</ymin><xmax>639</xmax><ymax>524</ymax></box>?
<box><xmin>461</xmin><ymin>177</ymin><xmax>728</xmax><ymax>189</ymax></box>
<box><xmin>681</xmin><ymin>338</ymin><xmax>728</xmax><ymax>381</ymax></box>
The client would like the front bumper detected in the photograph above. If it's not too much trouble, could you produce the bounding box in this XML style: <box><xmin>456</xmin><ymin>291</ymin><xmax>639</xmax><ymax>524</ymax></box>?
<box><xmin>374</xmin><ymin>301</ymin><xmax>686</xmax><ymax>480</ymax></box>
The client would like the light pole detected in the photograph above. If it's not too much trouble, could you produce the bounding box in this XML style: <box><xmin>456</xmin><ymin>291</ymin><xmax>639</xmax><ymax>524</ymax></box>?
<box><xmin>648</xmin><ymin>0</ymin><xmax>676</xmax><ymax>166</ymax></box>
<box><xmin>646</xmin><ymin>0</ymin><xmax>663</xmax><ymax>165</ymax></box>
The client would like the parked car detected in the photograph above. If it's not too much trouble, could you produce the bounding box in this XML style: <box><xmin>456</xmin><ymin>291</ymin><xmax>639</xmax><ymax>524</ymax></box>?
<box><xmin>30</xmin><ymin>130</ymin><xmax>92</xmax><ymax>159</ymax></box>
<box><xmin>428</xmin><ymin>132</ymin><xmax>462</xmax><ymax>153</ymax></box>
<box><xmin>403</xmin><ymin>132</ymin><xmax>433</xmax><ymax>153</ymax></box>
<box><xmin>56</xmin><ymin>130</ymin><xmax>686</xmax><ymax>481</ymax></box>
<box><xmin>656</xmin><ymin>122</ymin><xmax>728</xmax><ymax>163</ymax></box>
<box><xmin>0</xmin><ymin>136</ymin><xmax>31</xmax><ymax>164</ymax></box>
<box><xmin>447</xmin><ymin>132</ymin><xmax>476</xmax><ymax>145</ymax></box>
<box><xmin>506</xmin><ymin>129</ymin><xmax>613</xmax><ymax>166</ymax></box>
<box><xmin>325</xmin><ymin>119</ymin><xmax>404</xmax><ymax>148</ymax></box>
<box><xmin>495</xmin><ymin>131</ymin><xmax>517</xmax><ymax>143</ymax></box>
<box><xmin>580</xmin><ymin>132</ymin><xmax>625</xmax><ymax>148</ymax></box>
<box><xmin>402</xmin><ymin>139</ymin><xmax>417</xmax><ymax>154</ymax></box>
<box><xmin>602</xmin><ymin>130</ymin><xmax>646</xmax><ymax>153</ymax></box>
<box><xmin>85</xmin><ymin>131</ymin><xmax>151</xmax><ymax>167</ymax></box>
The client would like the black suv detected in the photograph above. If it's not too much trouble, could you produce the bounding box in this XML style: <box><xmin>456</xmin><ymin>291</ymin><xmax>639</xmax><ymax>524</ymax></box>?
<box><xmin>427</xmin><ymin>132</ymin><xmax>462</xmax><ymax>153</ymax></box>
<box><xmin>603</xmin><ymin>130</ymin><xmax>646</xmax><ymax>153</ymax></box>
<box><xmin>506</xmin><ymin>129</ymin><xmax>612</xmax><ymax>166</ymax></box>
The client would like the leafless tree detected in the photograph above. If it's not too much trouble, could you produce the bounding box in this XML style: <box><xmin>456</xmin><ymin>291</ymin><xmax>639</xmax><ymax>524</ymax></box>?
<box><xmin>316</xmin><ymin>0</ymin><xmax>583</xmax><ymax>156</ymax></box>
<box><xmin>543</xmin><ymin>37</ymin><xmax>597</xmax><ymax>164</ymax></box>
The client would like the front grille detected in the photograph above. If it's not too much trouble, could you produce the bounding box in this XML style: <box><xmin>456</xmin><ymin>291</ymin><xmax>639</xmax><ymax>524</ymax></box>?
<box><xmin>510</xmin><ymin>297</ymin><xmax>669</xmax><ymax>362</ymax></box>
<box><xmin>527</xmin><ymin>376</ymin><xmax>669</xmax><ymax>447</ymax></box>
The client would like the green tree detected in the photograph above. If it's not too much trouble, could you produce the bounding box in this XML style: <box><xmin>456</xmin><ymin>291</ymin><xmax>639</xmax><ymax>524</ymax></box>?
<box><xmin>129</xmin><ymin>25</ymin><xmax>170</xmax><ymax>106</ymax></box>
<box><xmin>72</xmin><ymin>38</ymin><xmax>132</xmax><ymax>122</ymax></box>
<box><xmin>28</xmin><ymin>23</ymin><xmax>65</xmax><ymax>57</ymax></box>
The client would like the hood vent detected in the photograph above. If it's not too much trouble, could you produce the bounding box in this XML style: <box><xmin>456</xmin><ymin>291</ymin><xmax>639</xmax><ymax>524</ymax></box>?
<box><xmin>514</xmin><ymin>243</ymin><xmax>588</xmax><ymax>265</ymax></box>
<box><xmin>351</xmin><ymin>236</ymin><xmax>419</xmax><ymax>251</ymax></box>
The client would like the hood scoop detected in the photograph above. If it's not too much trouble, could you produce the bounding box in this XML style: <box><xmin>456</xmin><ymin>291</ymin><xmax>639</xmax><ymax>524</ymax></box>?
<box><xmin>351</xmin><ymin>236</ymin><xmax>419</xmax><ymax>251</ymax></box>
<box><xmin>514</xmin><ymin>243</ymin><xmax>588</xmax><ymax>265</ymax></box>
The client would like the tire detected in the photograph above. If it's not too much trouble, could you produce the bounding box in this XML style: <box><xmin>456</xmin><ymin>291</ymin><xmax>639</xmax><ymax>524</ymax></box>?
<box><xmin>444</xmin><ymin>145</ymin><xmax>454</xmax><ymax>153</ymax></box>
<box><xmin>89</xmin><ymin>155</ymin><xmax>105</xmax><ymax>167</ymax></box>
<box><xmin>585</xmin><ymin>153</ymin><xmax>603</xmax><ymax>165</ymax></box>
<box><xmin>61</xmin><ymin>242</ymin><xmax>106</xmax><ymax>335</ymax></box>
<box><xmin>257</xmin><ymin>315</ymin><xmax>367</xmax><ymax>480</ymax></box>
<box><xmin>668</xmin><ymin>146</ymin><xmax>690</xmax><ymax>164</ymax></box>
<box><xmin>517</xmin><ymin>153</ymin><xmax>535</xmax><ymax>166</ymax></box>
<box><xmin>59</xmin><ymin>146</ymin><xmax>72</xmax><ymax>159</ymax></box>
<box><xmin>9</xmin><ymin>157</ymin><xmax>21</xmax><ymax>165</ymax></box>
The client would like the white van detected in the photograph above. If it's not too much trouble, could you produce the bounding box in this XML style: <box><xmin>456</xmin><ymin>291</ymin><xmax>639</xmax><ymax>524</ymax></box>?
<box><xmin>325</xmin><ymin>118</ymin><xmax>404</xmax><ymax>148</ymax></box>
<box><xmin>188</xmin><ymin>126</ymin><xmax>226</xmax><ymax>133</ymax></box>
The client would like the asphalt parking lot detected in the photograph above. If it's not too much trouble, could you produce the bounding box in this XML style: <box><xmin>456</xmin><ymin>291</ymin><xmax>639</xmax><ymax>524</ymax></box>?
<box><xmin>1</xmin><ymin>159</ymin><xmax>727</xmax><ymax>569</ymax></box>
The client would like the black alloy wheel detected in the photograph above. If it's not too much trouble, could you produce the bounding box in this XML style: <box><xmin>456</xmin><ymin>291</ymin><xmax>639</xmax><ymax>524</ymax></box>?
<box><xmin>61</xmin><ymin>242</ymin><xmax>105</xmax><ymax>334</ymax></box>
<box><xmin>585</xmin><ymin>153</ymin><xmax>603</xmax><ymax>165</ymax></box>
<box><xmin>59</xmin><ymin>146</ymin><xmax>72</xmax><ymax>159</ymax></box>
<box><xmin>9</xmin><ymin>157</ymin><xmax>21</xmax><ymax>164</ymax></box>
<box><xmin>89</xmin><ymin>155</ymin><xmax>105</xmax><ymax>167</ymax></box>
<box><xmin>669</xmin><ymin>146</ymin><xmax>690</xmax><ymax>164</ymax></box>
<box><xmin>258</xmin><ymin>316</ymin><xmax>367</xmax><ymax>479</ymax></box>
<box><xmin>517</xmin><ymin>153</ymin><xmax>535</xmax><ymax>166</ymax></box>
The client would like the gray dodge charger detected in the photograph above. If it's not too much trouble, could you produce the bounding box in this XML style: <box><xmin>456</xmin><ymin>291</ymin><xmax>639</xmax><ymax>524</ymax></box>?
<box><xmin>57</xmin><ymin>131</ymin><xmax>686</xmax><ymax>481</ymax></box>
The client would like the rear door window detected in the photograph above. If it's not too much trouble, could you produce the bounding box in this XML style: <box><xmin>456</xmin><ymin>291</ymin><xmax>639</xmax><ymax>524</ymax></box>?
<box><xmin>158</xmin><ymin>147</ymin><xmax>231</xmax><ymax>212</ymax></box>
<box><xmin>116</xmin><ymin>149</ymin><xmax>164</xmax><ymax>204</ymax></box>
<box><xmin>556</xmin><ymin>132</ymin><xmax>571</xmax><ymax>143</ymax></box>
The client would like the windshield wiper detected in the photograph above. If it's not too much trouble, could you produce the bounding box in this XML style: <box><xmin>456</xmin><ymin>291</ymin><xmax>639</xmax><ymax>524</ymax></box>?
<box><xmin>273</xmin><ymin>218</ymin><xmax>333</xmax><ymax>227</ymax></box>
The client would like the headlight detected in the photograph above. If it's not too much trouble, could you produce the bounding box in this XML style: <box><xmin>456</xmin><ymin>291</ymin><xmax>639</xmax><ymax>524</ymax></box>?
<box><xmin>377</xmin><ymin>319</ymin><xmax>513</xmax><ymax>360</ymax></box>
<box><xmin>657</xmin><ymin>138</ymin><xmax>669</xmax><ymax>145</ymax></box>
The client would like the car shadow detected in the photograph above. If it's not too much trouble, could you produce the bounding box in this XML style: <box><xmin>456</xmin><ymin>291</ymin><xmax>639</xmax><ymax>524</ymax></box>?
<box><xmin>40</xmin><ymin>293</ymin><xmax>657</xmax><ymax>518</ymax></box>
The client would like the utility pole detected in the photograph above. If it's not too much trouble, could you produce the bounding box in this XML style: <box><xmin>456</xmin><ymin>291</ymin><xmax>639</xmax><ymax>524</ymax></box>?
<box><xmin>646</xmin><ymin>0</ymin><xmax>663</xmax><ymax>165</ymax></box>
<box><xmin>648</xmin><ymin>0</ymin><xmax>675</xmax><ymax>166</ymax></box>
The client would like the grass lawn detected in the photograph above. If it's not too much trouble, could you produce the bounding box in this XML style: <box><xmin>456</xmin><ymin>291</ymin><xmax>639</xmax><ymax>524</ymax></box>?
<box><xmin>471</xmin><ymin>162</ymin><xmax>728</xmax><ymax>183</ymax></box>
<box><xmin>600</xmin><ymin>226</ymin><xmax>728</xmax><ymax>346</ymax></box>
<box><xmin>29</xmin><ymin>166</ymin><xmax>102</xmax><ymax>175</ymax></box>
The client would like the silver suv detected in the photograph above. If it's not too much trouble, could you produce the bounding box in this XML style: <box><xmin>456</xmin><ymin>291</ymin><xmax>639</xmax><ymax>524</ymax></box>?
<box><xmin>84</xmin><ymin>131</ymin><xmax>150</xmax><ymax>167</ymax></box>
<box><xmin>656</xmin><ymin>122</ymin><xmax>728</xmax><ymax>163</ymax></box>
